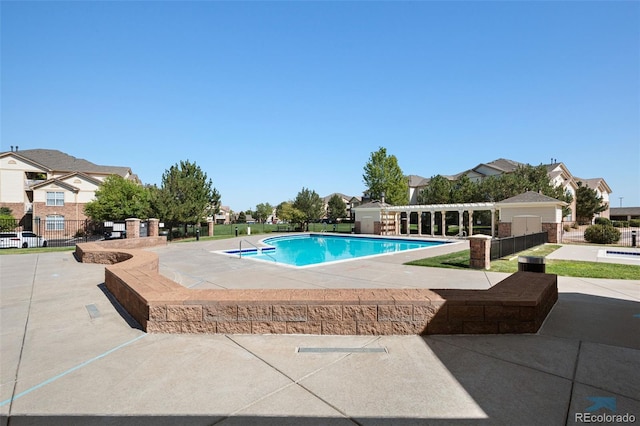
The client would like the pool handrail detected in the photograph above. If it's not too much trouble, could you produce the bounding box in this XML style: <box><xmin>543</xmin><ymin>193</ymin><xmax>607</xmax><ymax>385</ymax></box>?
<box><xmin>239</xmin><ymin>239</ymin><xmax>277</xmax><ymax>263</ymax></box>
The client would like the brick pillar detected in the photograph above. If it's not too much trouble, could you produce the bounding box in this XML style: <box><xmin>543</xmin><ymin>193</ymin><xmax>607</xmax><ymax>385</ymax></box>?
<box><xmin>126</xmin><ymin>218</ymin><xmax>141</xmax><ymax>239</ymax></box>
<box><xmin>208</xmin><ymin>220</ymin><xmax>214</xmax><ymax>237</ymax></box>
<box><xmin>498</xmin><ymin>222</ymin><xmax>511</xmax><ymax>238</ymax></box>
<box><xmin>469</xmin><ymin>235</ymin><xmax>492</xmax><ymax>270</ymax></box>
<box><xmin>543</xmin><ymin>222</ymin><xmax>561</xmax><ymax>243</ymax></box>
<box><xmin>148</xmin><ymin>218</ymin><xmax>160</xmax><ymax>237</ymax></box>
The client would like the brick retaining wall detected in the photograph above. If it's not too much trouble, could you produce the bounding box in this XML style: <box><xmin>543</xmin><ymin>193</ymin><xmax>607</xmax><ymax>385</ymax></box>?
<box><xmin>77</xmin><ymin>240</ymin><xmax>558</xmax><ymax>335</ymax></box>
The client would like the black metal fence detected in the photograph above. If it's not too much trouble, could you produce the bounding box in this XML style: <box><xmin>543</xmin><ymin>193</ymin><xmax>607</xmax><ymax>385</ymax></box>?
<box><xmin>490</xmin><ymin>232</ymin><xmax>548</xmax><ymax>260</ymax></box>
<box><xmin>169</xmin><ymin>222</ymin><xmax>355</xmax><ymax>239</ymax></box>
<box><xmin>561</xmin><ymin>226</ymin><xmax>638</xmax><ymax>247</ymax></box>
<box><xmin>0</xmin><ymin>219</ymin><xmax>106</xmax><ymax>248</ymax></box>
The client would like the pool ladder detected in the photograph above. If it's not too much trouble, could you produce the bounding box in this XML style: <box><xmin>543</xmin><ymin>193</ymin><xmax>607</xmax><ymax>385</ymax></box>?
<box><xmin>239</xmin><ymin>239</ymin><xmax>277</xmax><ymax>263</ymax></box>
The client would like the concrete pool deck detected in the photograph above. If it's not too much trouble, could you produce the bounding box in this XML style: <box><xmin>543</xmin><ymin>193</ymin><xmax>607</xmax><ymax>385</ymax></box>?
<box><xmin>1</xmin><ymin>238</ymin><xmax>639</xmax><ymax>425</ymax></box>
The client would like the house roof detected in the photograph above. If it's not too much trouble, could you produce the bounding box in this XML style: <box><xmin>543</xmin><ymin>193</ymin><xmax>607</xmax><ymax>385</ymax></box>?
<box><xmin>31</xmin><ymin>178</ymin><xmax>80</xmax><ymax>193</ymax></box>
<box><xmin>575</xmin><ymin>177</ymin><xmax>613</xmax><ymax>194</ymax></box>
<box><xmin>479</xmin><ymin>158</ymin><xmax>524</xmax><ymax>173</ymax></box>
<box><xmin>323</xmin><ymin>192</ymin><xmax>360</xmax><ymax>202</ymax></box>
<box><xmin>609</xmin><ymin>207</ymin><xmax>640</xmax><ymax>216</ymax></box>
<box><xmin>407</xmin><ymin>175</ymin><xmax>429</xmax><ymax>187</ymax></box>
<box><xmin>496</xmin><ymin>191</ymin><xmax>566</xmax><ymax>205</ymax></box>
<box><xmin>5</xmin><ymin>149</ymin><xmax>133</xmax><ymax>178</ymax></box>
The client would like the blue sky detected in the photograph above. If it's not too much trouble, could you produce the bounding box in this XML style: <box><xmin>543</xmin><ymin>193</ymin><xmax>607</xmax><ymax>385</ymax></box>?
<box><xmin>2</xmin><ymin>1</ymin><xmax>639</xmax><ymax>211</ymax></box>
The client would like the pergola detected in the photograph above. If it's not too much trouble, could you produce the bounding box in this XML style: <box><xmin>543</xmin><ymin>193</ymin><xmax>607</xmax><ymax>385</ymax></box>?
<box><xmin>370</xmin><ymin>202</ymin><xmax>497</xmax><ymax>237</ymax></box>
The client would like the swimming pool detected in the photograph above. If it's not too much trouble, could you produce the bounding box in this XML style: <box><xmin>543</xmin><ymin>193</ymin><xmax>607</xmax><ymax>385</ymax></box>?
<box><xmin>596</xmin><ymin>248</ymin><xmax>640</xmax><ymax>265</ymax></box>
<box><xmin>224</xmin><ymin>234</ymin><xmax>450</xmax><ymax>267</ymax></box>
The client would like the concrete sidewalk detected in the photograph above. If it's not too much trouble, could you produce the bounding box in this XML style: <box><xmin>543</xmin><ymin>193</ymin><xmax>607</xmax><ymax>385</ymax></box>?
<box><xmin>1</xmin><ymin>241</ymin><xmax>638</xmax><ymax>425</ymax></box>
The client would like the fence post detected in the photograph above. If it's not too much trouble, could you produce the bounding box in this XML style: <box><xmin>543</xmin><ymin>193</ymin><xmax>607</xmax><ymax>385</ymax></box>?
<box><xmin>469</xmin><ymin>235</ymin><xmax>492</xmax><ymax>270</ymax></box>
<box><xmin>125</xmin><ymin>218</ymin><xmax>141</xmax><ymax>238</ymax></box>
<box><xmin>148</xmin><ymin>218</ymin><xmax>160</xmax><ymax>237</ymax></box>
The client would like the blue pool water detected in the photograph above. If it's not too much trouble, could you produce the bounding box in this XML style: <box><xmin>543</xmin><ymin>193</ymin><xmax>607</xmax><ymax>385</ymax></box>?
<box><xmin>227</xmin><ymin>234</ymin><xmax>448</xmax><ymax>267</ymax></box>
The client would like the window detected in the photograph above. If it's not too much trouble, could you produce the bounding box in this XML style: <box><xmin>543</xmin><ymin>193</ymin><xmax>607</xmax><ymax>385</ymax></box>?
<box><xmin>46</xmin><ymin>215</ymin><xmax>64</xmax><ymax>231</ymax></box>
<box><xmin>46</xmin><ymin>191</ymin><xmax>64</xmax><ymax>206</ymax></box>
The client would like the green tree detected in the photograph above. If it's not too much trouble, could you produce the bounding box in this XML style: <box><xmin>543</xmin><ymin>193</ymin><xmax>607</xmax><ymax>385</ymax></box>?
<box><xmin>362</xmin><ymin>147</ymin><xmax>408</xmax><ymax>205</ymax></box>
<box><xmin>292</xmin><ymin>187</ymin><xmax>324</xmax><ymax>231</ymax></box>
<box><xmin>575</xmin><ymin>181</ymin><xmax>607</xmax><ymax>224</ymax></box>
<box><xmin>0</xmin><ymin>207</ymin><xmax>15</xmax><ymax>231</ymax></box>
<box><xmin>276</xmin><ymin>201</ymin><xmax>305</xmax><ymax>229</ymax></box>
<box><xmin>237</xmin><ymin>211</ymin><xmax>247</xmax><ymax>223</ymax></box>
<box><xmin>327</xmin><ymin>194</ymin><xmax>347</xmax><ymax>222</ymax></box>
<box><xmin>254</xmin><ymin>203</ymin><xmax>273</xmax><ymax>223</ymax></box>
<box><xmin>151</xmin><ymin>160</ymin><xmax>221</xmax><ymax>231</ymax></box>
<box><xmin>417</xmin><ymin>175</ymin><xmax>452</xmax><ymax>204</ymax></box>
<box><xmin>451</xmin><ymin>174</ymin><xmax>477</xmax><ymax>203</ymax></box>
<box><xmin>84</xmin><ymin>175</ymin><xmax>151</xmax><ymax>221</ymax></box>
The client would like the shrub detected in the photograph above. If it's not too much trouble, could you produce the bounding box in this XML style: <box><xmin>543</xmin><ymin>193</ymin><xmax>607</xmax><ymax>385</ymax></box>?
<box><xmin>571</xmin><ymin>222</ymin><xmax>579</xmax><ymax>229</ymax></box>
<box><xmin>630</xmin><ymin>219</ymin><xmax>640</xmax><ymax>228</ymax></box>
<box><xmin>594</xmin><ymin>217</ymin><xmax>612</xmax><ymax>226</ymax></box>
<box><xmin>563</xmin><ymin>224</ymin><xmax>571</xmax><ymax>232</ymax></box>
<box><xmin>584</xmin><ymin>224</ymin><xmax>621</xmax><ymax>244</ymax></box>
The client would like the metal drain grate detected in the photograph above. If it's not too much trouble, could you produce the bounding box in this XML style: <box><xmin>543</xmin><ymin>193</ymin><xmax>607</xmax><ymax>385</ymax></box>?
<box><xmin>85</xmin><ymin>304</ymin><xmax>100</xmax><ymax>319</ymax></box>
<box><xmin>297</xmin><ymin>347</ymin><xmax>387</xmax><ymax>353</ymax></box>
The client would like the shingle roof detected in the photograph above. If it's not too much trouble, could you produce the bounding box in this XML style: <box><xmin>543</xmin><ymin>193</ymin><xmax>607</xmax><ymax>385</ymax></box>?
<box><xmin>497</xmin><ymin>191</ymin><xmax>564</xmax><ymax>204</ymax></box>
<box><xmin>610</xmin><ymin>207</ymin><xmax>640</xmax><ymax>216</ymax></box>
<box><xmin>8</xmin><ymin>149</ymin><xmax>131</xmax><ymax>177</ymax></box>
<box><xmin>407</xmin><ymin>175</ymin><xmax>429</xmax><ymax>187</ymax></box>
<box><xmin>481</xmin><ymin>158</ymin><xmax>524</xmax><ymax>173</ymax></box>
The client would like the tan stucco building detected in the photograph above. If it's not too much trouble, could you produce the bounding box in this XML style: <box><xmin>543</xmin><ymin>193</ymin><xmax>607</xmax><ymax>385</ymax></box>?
<box><xmin>0</xmin><ymin>148</ymin><xmax>136</xmax><ymax>230</ymax></box>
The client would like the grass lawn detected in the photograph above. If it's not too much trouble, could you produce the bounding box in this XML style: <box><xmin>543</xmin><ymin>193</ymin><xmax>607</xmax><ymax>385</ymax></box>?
<box><xmin>405</xmin><ymin>244</ymin><xmax>640</xmax><ymax>280</ymax></box>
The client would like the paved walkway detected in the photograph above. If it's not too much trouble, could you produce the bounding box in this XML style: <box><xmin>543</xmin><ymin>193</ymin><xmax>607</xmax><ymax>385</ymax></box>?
<box><xmin>1</xmin><ymin>240</ymin><xmax>638</xmax><ymax>425</ymax></box>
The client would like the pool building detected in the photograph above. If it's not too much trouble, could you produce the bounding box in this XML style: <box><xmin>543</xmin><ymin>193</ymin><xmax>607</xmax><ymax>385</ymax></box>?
<box><xmin>352</xmin><ymin>191</ymin><xmax>567</xmax><ymax>244</ymax></box>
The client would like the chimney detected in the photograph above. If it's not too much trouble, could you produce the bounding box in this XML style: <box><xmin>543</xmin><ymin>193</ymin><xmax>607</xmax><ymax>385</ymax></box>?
<box><xmin>10</xmin><ymin>146</ymin><xmax>13</xmax><ymax>152</ymax></box>
<box><xmin>381</xmin><ymin>192</ymin><xmax>385</xmax><ymax>204</ymax></box>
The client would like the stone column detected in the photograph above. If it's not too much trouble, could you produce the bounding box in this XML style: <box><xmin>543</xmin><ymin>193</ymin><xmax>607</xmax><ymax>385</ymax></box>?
<box><xmin>395</xmin><ymin>213</ymin><xmax>400</xmax><ymax>235</ymax></box>
<box><xmin>125</xmin><ymin>218</ymin><xmax>141</xmax><ymax>239</ymax></box>
<box><xmin>148</xmin><ymin>218</ymin><xmax>160</xmax><ymax>237</ymax></box>
<box><xmin>441</xmin><ymin>211</ymin><xmax>447</xmax><ymax>237</ymax></box>
<box><xmin>469</xmin><ymin>235</ymin><xmax>492</xmax><ymax>270</ymax></box>
<box><xmin>458</xmin><ymin>210</ymin><xmax>464</xmax><ymax>236</ymax></box>
<box><xmin>430</xmin><ymin>211</ymin><xmax>435</xmax><ymax>237</ymax></box>
<box><xmin>208</xmin><ymin>220</ymin><xmax>214</xmax><ymax>236</ymax></box>
<box><xmin>468</xmin><ymin>210</ymin><xmax>474</xmax><ymax>236</ymax></box>
<box><xmin>491</xmin><ymin>208</ymin><xmax>496</xmax><ymax>237</ymax></box>
<box><xmin>417</xmin><ymin>211</ymin><xmax>422</xmax><ymax>235</ymax></box>
<box><xmin>543</xmin><ymin>222</ymin><xmax>561</xmax><ymax>243</ymax></box>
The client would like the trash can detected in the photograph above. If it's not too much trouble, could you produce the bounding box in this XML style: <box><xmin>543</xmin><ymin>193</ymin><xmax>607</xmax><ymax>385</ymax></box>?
<box><xmin>518</xmin><ymin>256</ymin><xmax>546</xmax><ymax>273</ymax></box>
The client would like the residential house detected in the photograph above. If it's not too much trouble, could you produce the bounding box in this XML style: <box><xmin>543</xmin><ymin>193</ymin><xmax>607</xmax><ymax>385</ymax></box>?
<box><xmin>0</xmin><ymin>148</ymin><xmax>137</xmax><ymax>230</ymax></box>
<box><xmin>212</xmin><ymin>206</ymin><xmax>232</xmax><ymax>225</ymax></box>
<box><xmin>407</xmin><ymin>158</ymin><xmax>612</xmax><ymax>223</ymax></box>
<box><xmin>322</xmin><ymin>193</ymin><xmax>362</xmax><ymax>221</ymax></box>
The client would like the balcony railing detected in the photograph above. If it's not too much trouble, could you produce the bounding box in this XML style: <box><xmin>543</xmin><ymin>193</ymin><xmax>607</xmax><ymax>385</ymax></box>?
<box><xmin>24</xmin><ymin>179</ymin><xmax>45</xmax><ymax>189</ymax></box>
